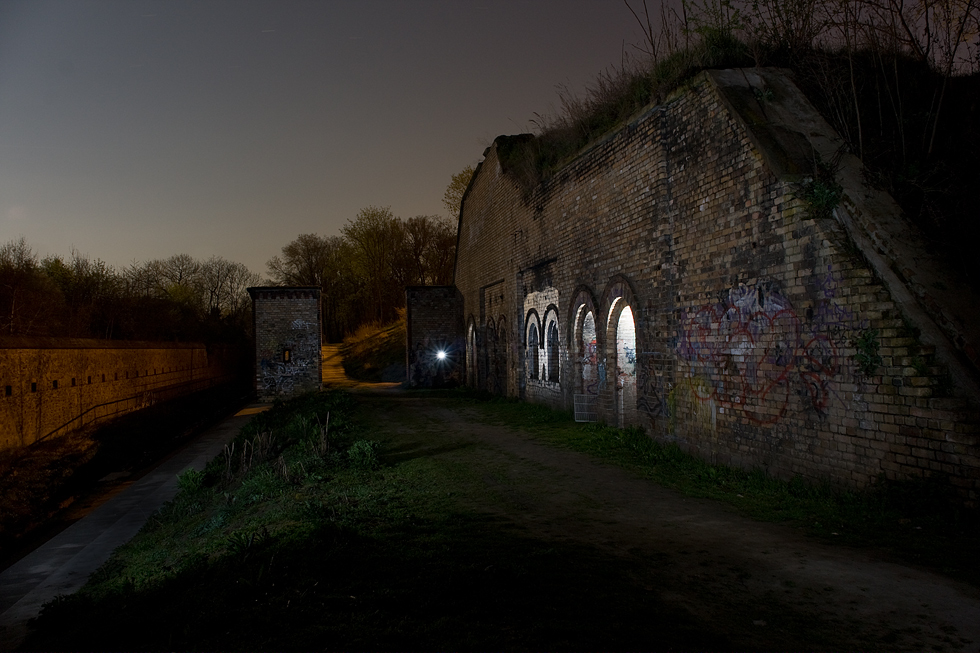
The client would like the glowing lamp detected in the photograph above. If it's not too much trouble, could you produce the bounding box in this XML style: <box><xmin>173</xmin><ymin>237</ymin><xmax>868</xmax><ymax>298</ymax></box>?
<box><xmin>437</xmin><ymin>350</ymin><xmax>447</xmax><ymax>360</ymax></box>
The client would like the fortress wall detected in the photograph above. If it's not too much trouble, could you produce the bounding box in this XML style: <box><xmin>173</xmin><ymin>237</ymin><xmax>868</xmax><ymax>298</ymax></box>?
<box><xmin>0</xmin><ymin>339</ymin><xmax>243</xmax><ymax>451</ymax></box>
<box><xmin>248</xmin><ymin>287</ymin><xmax>322</xmax><ymax>402</ymax></box>
<box><xmin>452</xmin><ymin>69</ymin><xmax>980</xmax><ymax>501</ymax></box>
<box><xmin>405</xmin><ymin>286</ymin><xmax>464</xmax><ymax>388</ymax></box>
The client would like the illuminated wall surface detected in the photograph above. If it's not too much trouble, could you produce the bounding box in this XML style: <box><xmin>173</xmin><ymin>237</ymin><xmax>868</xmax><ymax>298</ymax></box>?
<box><xmin>0</xmin><ymin>339</ymin><xmax>241</xmax><ymax>451</ymax></box>
<box><xmin>441</xmin><ymin>68</ymin><xmax>980</xmax><ymax>501</ymax></box>
<box><xmin>248</xmin><ymin>287</ymin><xmax>322</xmax><ymax>402</ymax></box>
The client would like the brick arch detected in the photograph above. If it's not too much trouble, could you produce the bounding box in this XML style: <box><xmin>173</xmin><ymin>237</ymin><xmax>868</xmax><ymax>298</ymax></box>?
<box><xmin>569</xmin><ymin>287</ymin><xmax>600</xmax><ymax>397</ymax></box>
<box><xmin>598</xmin><ymin>275</ymin><xmax>639</xmax><ymax>334</ymax></box>
<box><xmin>543</xmin><ymin>304</ymin><xmax>561</xmax><ymax>383</ymax></box>
<box><xmin>599</xmin><ymin>275</ymin><xmax>641</xmax><ymax>428</ymax></box>
<box><xmin>524</xmin><ymin>308</ymin><xmax>542</xmax><ymax>381</ymax></box>
<box><xmin>524</xmin><ymin>308</ymin><xmax>541</xmax><ymax>347</ymax></box>
<box><xmin>567</xmin><ymin>286</ymin><xmax>598</xmax><ymax>348</ymax></box>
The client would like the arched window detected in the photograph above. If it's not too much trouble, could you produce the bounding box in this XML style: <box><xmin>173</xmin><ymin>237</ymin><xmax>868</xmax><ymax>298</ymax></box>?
<box><xmin>547</xmin><ymin>321</ymin><xmax>559</xmax><ymax>382</ymax></box>
<box><xmin>528</xmin><ymin>323</ymin><xmax>539</xmax><ymax>379</ymax></box>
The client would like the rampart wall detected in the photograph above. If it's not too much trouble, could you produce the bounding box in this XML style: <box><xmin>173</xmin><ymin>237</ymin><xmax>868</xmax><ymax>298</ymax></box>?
<box><xmin>451</xmin><ymin>68</ymin><xmax>980</xmax><ymax>502</ymax></box>
<box><xmin>0</xmin><ymin>338</ymin><xmax>244</xmax><ymax>452</ymax></box>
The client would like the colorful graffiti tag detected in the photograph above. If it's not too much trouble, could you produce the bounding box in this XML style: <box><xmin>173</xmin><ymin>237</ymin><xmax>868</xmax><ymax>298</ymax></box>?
<box><xmin>676</xmin><ymin>270</ymin><xmax>862</xmax><ymax>424</ymax></box>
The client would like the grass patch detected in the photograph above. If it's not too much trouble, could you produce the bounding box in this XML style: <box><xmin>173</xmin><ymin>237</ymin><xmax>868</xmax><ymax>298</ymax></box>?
<box><xmin>22</xmin><ymin>390</ymin><xmax>727</xmax><ymax>651</ymax></box>
<box><xmin>451</xmin><ymin>391</ymin><xmax>980</xmax><ymax>586</ymax></box>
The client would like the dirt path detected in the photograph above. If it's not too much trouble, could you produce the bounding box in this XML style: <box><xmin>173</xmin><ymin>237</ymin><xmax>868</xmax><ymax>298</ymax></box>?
<box><xmin>359</xmin><ymin>394</ymin><xmax>980</xmax><ymax>652</ymax></box>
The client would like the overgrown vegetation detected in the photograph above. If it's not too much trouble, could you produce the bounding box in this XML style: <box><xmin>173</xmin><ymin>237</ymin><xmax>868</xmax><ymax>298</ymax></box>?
<box><xmin>508</xmin><ymin>0</ymin><xmax>980</xmax><ymax>287</ymax></box>
<box><xmin>796</xmin><ymin>157</ymin><xmax>846</xmax><ymax>219</ymax></box>
<box><xmin>22</xmin><ymin>390</ymin><xmax>727</xmax><ymax>651</ymax></box>
<box><xmin>446</xmin><ymin>388</ymin><xmax>980</xmax><ymax>585</ymax></box>
<box><xmin>340</xmin><ymin>308</ymin><xmax>407</xmax><ymax>382</ymax></box>
<box><xmin>267</xmin><ymin>207</ymin><xmax>458</xmax><ymax>342</ymax></box>
<box><xmin>0</xmin><ymin>239</ymin><xmax>259</xmax><ymax>342</ymax></box>
<box><xmin>853</xmin><ymin>327</ymin><xmax>884</xmax><ymax>376</ymax></box>
<box><xmin>18</xmin><ymin>389</ymin><xmax>980</xmax><ymax>649</ymax></box>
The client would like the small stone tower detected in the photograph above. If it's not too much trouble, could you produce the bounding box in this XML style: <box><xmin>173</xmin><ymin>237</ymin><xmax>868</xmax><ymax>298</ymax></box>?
<box><xmin>247</xmin><ymin>286</ymin><xmax>322</xmax><ymax>401</ymax></box>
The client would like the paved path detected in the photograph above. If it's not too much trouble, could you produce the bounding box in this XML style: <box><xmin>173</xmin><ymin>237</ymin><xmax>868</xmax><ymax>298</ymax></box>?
<box><xmin>0</xmin><ymin>404</ymin><xmax>264</xmax><ymax>650</ymax></box>
<box><xmin>0</xmin><ymin>346</ymin><xmax>374</xmax><ymax>649</ymax></box>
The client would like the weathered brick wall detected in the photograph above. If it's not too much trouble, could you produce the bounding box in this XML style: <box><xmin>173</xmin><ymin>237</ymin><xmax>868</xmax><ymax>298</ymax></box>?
<box><xmin>453</xmin><ymin>68</ymin><xmax>980</xmax><ymax>502</ymax></box>
<box><xmin>405</xmin><ymin>286</ymin><xmax>464</xmax><ymax>387</ymax></box>
<box><xmin>0</xmin><ymin>338</ymin><xmax>242</xmax><ymax>451</ymax></box>
<box><xmin>248</xmin><ymin>287</ymin><xmax>322</xmax><ymax>402</ymax></box>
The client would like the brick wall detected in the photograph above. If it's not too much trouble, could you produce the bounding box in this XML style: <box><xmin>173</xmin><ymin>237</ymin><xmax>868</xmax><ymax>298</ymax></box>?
<box><xmin>0</xmin><ymin>338</ymin><xmax>243</xmax><ymax>452</ymax></box>
<box><xmin>451</xmin><ymin>68</ymin><xmax>980</xmax><ymax>502</ymax></box>
<box><xmin>248</xmin><ymin>287</ymin><xmax>322</xmax><ymax>401</ymax></box>
<box><xmin>405</xmin><ymin>286</ymin><xmax>464</xmax><ymax>387</ymax></box>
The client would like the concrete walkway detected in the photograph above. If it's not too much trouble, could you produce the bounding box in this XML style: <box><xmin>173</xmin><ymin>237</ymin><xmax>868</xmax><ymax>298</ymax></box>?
<box><xmin>0</xmin><ymin>404</ymin><xmax>266</xmax><ymax>651</ymax></box>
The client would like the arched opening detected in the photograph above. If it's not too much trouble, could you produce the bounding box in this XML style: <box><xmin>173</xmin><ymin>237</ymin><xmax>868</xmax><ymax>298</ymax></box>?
<box><xmin>580</xmin><ymin>310</ymin><xmax>597</xmax><ymax>394</ymax></box>
<box><xmin>541</xmin><ymin>306</ymin><xmax>559</xmax><ymax>384</ymax></box>
<box><xmin>527</xmin><ymin>322</ymin><xmax>539</xmax><ymax>380</ymax></box>
<box><xmin>547</xmin><ymin>321</ymin><xmax>560</xmax><ymax>382</ymax></box>
<box><xmin>466</xmin><ymin>321</ymin><xmax>477</xmax><ymax>387</ymax></box>
<box><xmin>611</xmin><ymin>301</ymin><xmax>637</xmax><ymax>428</ymax></box>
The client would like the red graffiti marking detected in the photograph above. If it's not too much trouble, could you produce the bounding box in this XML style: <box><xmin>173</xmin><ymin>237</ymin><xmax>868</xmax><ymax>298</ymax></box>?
<box><xmin>678</xmin><ymin>285</ymin><xmax>840</xmax><ymax>424</ymax></box>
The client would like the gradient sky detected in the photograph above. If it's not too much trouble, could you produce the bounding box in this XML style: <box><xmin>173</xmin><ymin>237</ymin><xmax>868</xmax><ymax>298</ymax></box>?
<box><xmin>0</xmin><ymin>0</ymin><xmax>645</xmax><ymax>277</ymax></box>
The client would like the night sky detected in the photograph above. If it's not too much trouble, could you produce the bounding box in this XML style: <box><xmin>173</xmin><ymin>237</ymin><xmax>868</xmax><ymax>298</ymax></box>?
<box><xmin>0</xmin><ymin>0</ymin><xmax>644</xmax><ymax>276</ymax></box>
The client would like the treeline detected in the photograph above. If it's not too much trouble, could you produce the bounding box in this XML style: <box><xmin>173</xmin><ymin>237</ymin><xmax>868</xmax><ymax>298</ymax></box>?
<box><xmin>514</xmin><ymin>0</ymin><xmax>980</xmax><ymax>286</ymax></box>
<box><xmin>0</xmin><ymin>238</ymin><xmax>261</xmax><ymax>342</ymax></box>
<box><xmin>267</xmin><ymin>206</ymin><xmax>458</xmax><ymax>342</ymax></box>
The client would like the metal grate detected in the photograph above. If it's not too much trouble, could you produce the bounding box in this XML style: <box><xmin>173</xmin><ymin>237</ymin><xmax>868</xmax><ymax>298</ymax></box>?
<box><xmin>574</xmin><ymin>393</ymin><xmax>599</xmax><ymax>423</ymax></box>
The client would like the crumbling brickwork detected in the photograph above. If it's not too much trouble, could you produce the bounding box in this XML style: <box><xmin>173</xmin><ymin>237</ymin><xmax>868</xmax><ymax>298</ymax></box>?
<box><xmin>248</xmin><ymin>287</ymin><xmax>322</xmax><ymax>401</ymax></box>
<box><xmin>405</xmin><ymin>286</ymin><xmax>464</xmax><ymax>387</ymax></box>
<box><xmin>446</xmin><ymin>68</ymin><xmax>980</xmax><ymax>502</ymax></box>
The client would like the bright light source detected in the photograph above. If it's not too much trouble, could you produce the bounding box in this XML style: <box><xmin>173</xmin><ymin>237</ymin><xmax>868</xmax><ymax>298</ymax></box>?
<box><xmin>436</xmin><ymin>350</ymin><xmax>447</xmax><ymax>360</ymax></box>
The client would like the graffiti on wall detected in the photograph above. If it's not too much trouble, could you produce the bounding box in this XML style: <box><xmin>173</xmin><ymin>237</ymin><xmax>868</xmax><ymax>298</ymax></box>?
<box><xmin>675</xmin><ymin>268</ymin><xmax>864</xmax><ymax>425</ymax></box>
<box><xmin>637</xmin><ymin>351</ymin><xmax>672</xmax><ymax>417</ymax></box>
<box><xmin>259</xmin><ymin>319</ymin><xmax>320</xmax><ymax>397</ymax></box>
<box><xmin>523</xmin><ymin>286</ymin><xmax>560</xmax><ymax>390</ymax></box>
<box><xmin>580</xmin><ymin>339</ymin><xmax>599</xmax><ymax>394</ymax></box>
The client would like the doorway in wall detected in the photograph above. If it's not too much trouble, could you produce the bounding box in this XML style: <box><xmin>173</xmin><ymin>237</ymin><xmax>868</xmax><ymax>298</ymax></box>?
<box><xmin>615</xmin><ymin>304</ymin><xmax>637</xmax><ymax>428</ymax></box>
<box><xmin>580</xmin><ymin>310</ymin><xmax>597</xmax><ymax>395</ymax></box>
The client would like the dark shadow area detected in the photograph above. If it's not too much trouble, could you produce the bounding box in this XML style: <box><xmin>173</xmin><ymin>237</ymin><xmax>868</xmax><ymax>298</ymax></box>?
<box><xmin>381</xmin><ymin>440</ymin><xmax>477</xmax><ymax>465</ymax></box>
<box><xmin>21</xmin><ymin>513</ymin><xmax>732</xmax><ymax>652</ymax></box>
<box><xmin>0</xmin><ymin>381</ymin><xmax>250</xmax><ymax>569</ymax></box>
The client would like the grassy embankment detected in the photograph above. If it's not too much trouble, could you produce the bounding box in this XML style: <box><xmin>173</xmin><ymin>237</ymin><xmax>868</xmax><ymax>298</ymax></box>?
<box><xmin>22</xmin><ymin>389</ymin><xmax>979</xmax><ymax>650</ymax></box>
<box><xmin>340</xmin><ymin>311</ymin><xmax>406</xmax><ymax>383</ymax></box>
